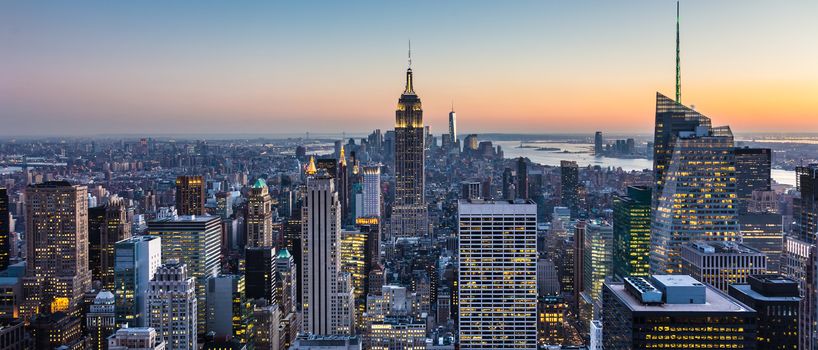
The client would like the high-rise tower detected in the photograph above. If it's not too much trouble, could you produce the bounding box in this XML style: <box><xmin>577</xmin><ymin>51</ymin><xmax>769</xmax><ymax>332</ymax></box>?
<box><xmin>175</xmin><ymin>175</ymin><xmax>205</xmax><ymax>216</ymax></box>
<box><xmin>0</xmin><ymin>188</ymin><xmax>9</xmax><ymax>272</ymax></box>
<box><xmin>21</xmin><ymin>181</ymin><xmax>92</xmax><ymax>320</ymax></box>
<box><xmin>448</xmin><ymin>105</ymin><xmax>458</xmax><ymax>149</ymax></box>
<box><xmin>675</xmin><ymin>0</ymin><xmax>681</xmax><ymax>103</ymax></box>
<box><xmin>247</xmin><ymin>178</ymin><xmax>274</xmax><ymax>247</ymax></box>
<box><xmin>391</xmin><ymin>47</ymin><xmax>429</xmax><ymax>239</ymax></box>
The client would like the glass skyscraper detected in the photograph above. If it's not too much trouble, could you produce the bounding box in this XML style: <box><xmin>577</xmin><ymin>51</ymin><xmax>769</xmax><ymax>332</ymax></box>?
<box><xmin>613</xmin><ymin>186</ymin><xmax>651</xmax><ymax>279</ymax></box>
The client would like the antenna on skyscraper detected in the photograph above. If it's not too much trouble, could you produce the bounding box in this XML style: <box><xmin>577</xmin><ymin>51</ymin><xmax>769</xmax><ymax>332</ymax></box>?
<box><xmin>408</xmin><ymin>39</ymin><xmax>412</xmax><ymax>68</ymax></box>
<box><xmin>676</xmin><ymin>0</ymin><xmax>681</xmax><ymax>104</ymax></box>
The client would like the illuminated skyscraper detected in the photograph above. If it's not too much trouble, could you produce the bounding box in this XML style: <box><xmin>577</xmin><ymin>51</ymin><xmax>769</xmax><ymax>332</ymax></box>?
<box><xmin>147</xmin><ymin>262</ymin><xmax>197</xmax><ymax>350</ymax></box>
<box><xmin>148</xmin><ymin>215</ymin><xmax>221</xmax><ymax>335</ymax></box>
<box><xmin>613</xmin><ymin>186</ymin><xmax>652</xmax><ymax>279</ymax></box>
<box><xmin>0</xmin><ymin>188</ymin><xmax>9</xmax><ymax>272</ymax></box>
<box><xmin>247</xmin><ymin>179</ymin><xmax>274</xmax><ymax>247</ymax></box>
<box><xmin>391</xmin><ymin>53</ymin><xmax>429</xmax><ymax>239</ymax></box>
<box><xmin>680</xmin><ymin>241</ymin><xmax>767</xmax><ymax>292</ymax></box>
<box><xmin>583</xmin><ymin>221</ymin><xmax>613</xmax><ymax>301</ymax></box>
<box><xmin>785</xmin><ymin>163</ymin><xmax>818</xmax><ymax>349</ymax></box>
<box><xmin>458</xmin><ymin>199</ymin><xmax>537</xmax><ymax>349</ymax></box>
<box><xmin>175</xmin><ymin>175</ymin><xmax>205</xmax><ymax>216</ymax></box>
<box><xmin>87</xmin><ymin>290</ymin><xmax>116</xmax><ymax>350</ymax></box>
<box><xmin>22</xmin><ymin>181</ymin><xmax>92</xmax><ymax>320</ymax></box>
<box><xmin>448</xmin><ymin>106</ymin><xmax>458</xmax><ymax>149</ymax></box>
<box><xmin>361</xmin><ymin>166</ymin><xmax>381</xmax><ymax>219</ymax></box>
<box><xmin>338</xmin><ymin>146</ymin><xmax>350</xmax><ymax>225</ymax></box>
<box><xmin>301</xmin><ymin>171</ymin><xmax>353</xmax><ymax>335</ymax></box>
<box><xmin>650</xmin><ymin>113</ymin><xmax>739</xmax><ymax>274</ymax></box>
<box><xmin>114</xmin><ymin>235</ymin><xmax>162</xmax><ymax>328</ymax></box>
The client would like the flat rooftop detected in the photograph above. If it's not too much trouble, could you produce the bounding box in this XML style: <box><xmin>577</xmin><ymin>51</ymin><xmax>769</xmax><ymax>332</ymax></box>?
<box><xmin>606</xmin><ymin>281</ymin><xmax>752</xmax><ymax>314</ymax></box>
<box><xmin>730</xmin><ymin>284</ymin><xmax>801</xmax><ymax>303</ymax></box>
<box><xmin>149</xmin><ymin>215</ymin><xmax>219</xmax><ymax>223</ymax></box>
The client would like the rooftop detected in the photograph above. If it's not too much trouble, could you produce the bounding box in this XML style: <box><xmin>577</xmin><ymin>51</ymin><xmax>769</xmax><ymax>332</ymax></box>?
<box><xmin>605</xmin><ymin>279</ymin><xmax>752</xmax><ymax>314</ymax></box>
<box><xmin>686</xmin><ymin>241</ymin><xmax>762</xmax><ymax>255</ymax></box>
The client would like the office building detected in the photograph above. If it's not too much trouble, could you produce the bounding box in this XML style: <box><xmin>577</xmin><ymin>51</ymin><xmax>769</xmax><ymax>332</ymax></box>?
<box><xmin>583</xmin><ymin>222</ymin><xmax>613</xmax><ymax>301</ymax></box>
<box><xmin>735</xmin><ymin>147</ymin><xmax>772</xmax><ymax>214</ymax></box>
<box><xmin>245</xmin><ymin>247</ymin><xmax>278</xmax><ymax>304</ymax></box>
<box><xmin>276</xmin><ymin>248</ymin><xmax>299</xmax><ymax>348</ymax></box>
<box><xmin>175</xmin><ymin>175</ymin><xmax>205</xmax><ymax>216</ymax></box>
<box><xmin>739</xmin><ymin>213</ymin><xmax>784</xmax><ymax>273</ymax></box>
<box><xmin>341</xmin><ymin>229</ymin><xmax>370</xmax><ymax>326</ymax></box>
<box><xmin>89</xmin><ymin>197</ymin><xmax>132</xmax><ymax>290</ymax></box>
<box><xmin>148</xmin><ymin>215</ymin><xmax>221</xmax><ymax>334</ymax></box>
<box><xmin>787</xmin><ymin>163</ymin><xmax>818</xmax><ymax>349</ymax></box>
<box><xmin>0</xmin><ymin>188</ymin><xmax>9</xmax><ymax>272</ymax></box>
<box><xmin>206</xmin><ymin>275</ymin><xmax>253</xmax><ymax>344</ymax></box>
<box><xmin>367</xmin><ymin>318</ymin><xmax>426</xmax><ymax>350</ymax></box>
<box><xmin>301</xmin><ymin>172</ymin><xmax>353</xmax><ymax>335</ymax></box>
<box><xmin>391</xmin><ymin>59</ymin><xmax>429</xmax><ymax>239</ymax></box>
<box><xmin>0</xmin><ymin>319</ymin><xmax>26</xmax><ymax>350</ymax></box>
<box><xmin>537</xmin><ymin>295</ymin><xmax>567</xmax><ymax>346</ymax></box>
<box><xmin>728</xmin><ymin>275</ymin><xmax>800</xmax><ymax>350</ymax></box>
<box><xmin>251</xmin><ymin>301</ymin><xmax>281</xmax><ymax>350</ymax></box>
<box><xmin>594</xmin><ymin>132</ymin><xmax>603</xmax><ymax>155</ymax></box>
<box><xmin>147</xmin><ymin>262</ymin><xmax>197</xmax><ymax>350</ymax></box>
<box><xmin>613</xmin><ymin>186</ymin><xmax>652</xmax><ymax>279</ymax></box>
<box><xmin>290</xmin><ymin>335</ymin><xmax>362</xmax><ymax>350</ymax></box>
<box><xmin>602</xmin><ymin>275</ymin><xmax>757</xmax><ymax>349</ymax></box>
<box><xmin>650</xmin><ymin>99</ymin><xmax>739</xmax><ymax>274</ymax></box>
<box><xmin>680</xmin><ymin>241</ymin><xmax>767</xmax><ymax>292</ymax></box>
<box><xmin>338</xmin><ymin>147</ymin><xmax>351</xmax><ymax>226</ymax></box>
<box><xmin>458</xmin><ymin>199</ymin><xmax>537</xmax><ymax>349</ymax></box>
<box><xmin>448</xmin><ymin>107</ymin><xmax>458</xmax><ymax>149</ymax></box>
<box><xmin>560</xmin><ymin>160</ymin><xmax>579</xmax><ymax>217</ymax></box>
<box><xmin>28</xmin><ymin>311</ymin><xmax>89</xmax><ymax>350</ymax></box>
<box><xmin>22</xmin><ymin>181</ymin><xmax>92</xmax><ymax>320</ymax></box>
<box><xmin>460</xmin><ymin>181</ymin><xmax>481</xmax><ymax>201</ymax></box>
<box><xmin>361</xmin><ymin>166</ymin><xmax>381</xmax><ymax>219</ymax></box>
<box><xmin>114</xmin><ymin>235</ymin><xmax>162</xmax><ymax>328</ymax></box>
<box><xmin>573</xmin><ymin>221</ymin><xmax>586</xmax><ymax>304</ymax></box>
<box><xmin>517</xmin><ymin>157</ymin><xmax>529</xmax><ymax>200</ymax></box>
<box><xmin>87</xmin><ymin>290</ymin><xmax>117</xmax><ymax>350</ymax></box>
<box><xmin>108</xmin><ymin>327</ymin><xmax>167</xmax><ymax>350</ymax></box>
<box><xmin>246</xmin><ymin>179</ymin><xmax>273</xmax><ymax>248</ymax></box>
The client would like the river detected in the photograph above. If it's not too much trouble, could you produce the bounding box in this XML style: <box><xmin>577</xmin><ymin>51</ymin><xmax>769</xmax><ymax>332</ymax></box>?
<box><xmin>494</xmin><ymin>140</ymin><xmax>797</xmax><ymax>186</ymax></box>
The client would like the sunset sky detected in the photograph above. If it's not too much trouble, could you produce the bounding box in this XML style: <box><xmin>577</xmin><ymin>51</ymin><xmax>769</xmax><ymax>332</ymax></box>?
<box><xmin>1</xmin><ymin>1</ymin><xmax>816</xmax><ymax>136</ymax></box>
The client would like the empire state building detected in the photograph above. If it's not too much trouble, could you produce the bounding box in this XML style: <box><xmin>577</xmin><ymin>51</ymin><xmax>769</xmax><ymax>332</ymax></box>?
<box><xmin>390</xmin><ymin>62</ymin><xmax>429</xmax><ymax>239</ymax></box>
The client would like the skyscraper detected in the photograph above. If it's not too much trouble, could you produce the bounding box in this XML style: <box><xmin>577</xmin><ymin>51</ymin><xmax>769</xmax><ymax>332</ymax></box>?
<box><xmin>517</xmin><ymin>157</ymin><xmax>529</xmax><ymax>200</ymax></box>
<box><xmin>361</xmin><ymin>165</ymin><xmax>381</xmax><ymax>219</ymax></box>
<box><xmin>148</xmin><ymin>215</ymin><xmax>221</xmax><ymax>335</ymax></box>
<box><xmin>602</xmin><ymin>275</ymin><xmax>756</xmax><ymax>349</ymax></box>
<box><xmin>89</xmin><ymin>197</ymin><xmax>132</xmax><ymax>290</ymax></box>
<box><xmin>458</xmin><ymin>199</ymin><xmax>537</xmax><ymax>349</ymax></box>
<box><xmin>613</xmin><ymin>186</ymin><xmax>652</xmax><ymax>279</ymax></box>
<box><xmin>594</xmin><ymin>131</ymin><xmax>603</xmax><ymax>155</ymax></box>
<box><xmin>391</xmin><ymin>55</ymin><xmax>429</xmax><ymax>239</ymax></box>
<box><xmin>651</xmin><ymin>96</ymin><xmax>739</xmax><ymax>274</ymax></box>
<box><xmin>734</xmin><ymin>147</ymin><xmax>772</xmax><ymax>213</ymax></box>
<box><xmin>582</xmin><ymin>221</ymin><xmax>613</xmax><ymax>301</ymax></box>
<box><xmin>786</xmin><ymin>163</ymin><xmax>818</xmax><ymax>349</ymax></box>
<box><xmin>87</xmin><ymin>290</ymin><xmax>116</xmax><ymax>350</ymax></box>
<box><xmin>728</xmin><ymin>275</ymin><xmax>801</xmax><ymax>350</ymax></box>
<box><xmin>680</xmin><ymin>241</ymin><xmax>767</xmax><ymax>292</ymax></box>
<box><xmin>0</xmin><ymin>188</ymin><xmax>9</xmax><ymax>272</ymax></box>
<box><xmin>22</xmin><ymin>181</ymin><xmax>92</xmax><ymax>320</ymax></box>
<box><xmin>338</xmin><ymin>146</ymin><xmax>351</xmax><ymax>226</ymax></box>
<box><xmin>277</xmin><ymin>248</ymin><xmax>299</xmax><ymax>347</ymax></box>
<box><xmin>175</xmin><ymin>175</ymin><xmax>205</xmax><ymax>216</ymax></box>
<box><xmin>448</xmin><ymin>106</ymin><xmax>458</xmax><ymax>150</ymax></box>
<box><xmin>114</xmin><ymin>235</ymin><xmax>162</xmax><ymax>328</ymax></box>
<box><xmin>205</xmin><ymin>275</ymin><xmax>253</xmax><ymax>344</ymax></box>
<box><xmin>247</xmin><ymin>179</ymin><xmax>274</xmax><ymax>248</ymax></box>
<box><xmin>147</xmin><ymin>262</ymin><xmax>197</xmax><ymax>350</ymax></box>
<box><xmin>560</xmin><ymin>160</ymin><xmax>579</xmax><ymax>217</ymax></box>
<box><xmin>301</xmin><ymin>171</ymin><xmax>353</xmax><ymax>335</ymax></box>
<box><xmin>245</xmin><ymin>246</ymin><xmax>279</xmax><ymax>307</ymax></box>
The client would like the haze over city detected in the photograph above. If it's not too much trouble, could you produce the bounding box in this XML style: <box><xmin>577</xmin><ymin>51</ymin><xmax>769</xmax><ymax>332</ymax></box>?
<box><xmin>2</xmin><ymin>0</ymin><xmax>817</xmax><ymax>136</ymax></box>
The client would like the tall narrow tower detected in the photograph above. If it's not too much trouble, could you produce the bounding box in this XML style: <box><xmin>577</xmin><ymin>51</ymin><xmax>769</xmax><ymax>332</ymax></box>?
<box><xmin>448</xmin><ymin>104</ymin><xmax>458</xmax><ymax>149</ymax></box>
<box><xmin>675</xmin><ymin>0</ymin><xmax>681</xmax><ymax>104</ymax></box>
<box><xmin>391</xmin><ymin>45</ymin><xmax>429</xmax><ymax>239</ymax></box>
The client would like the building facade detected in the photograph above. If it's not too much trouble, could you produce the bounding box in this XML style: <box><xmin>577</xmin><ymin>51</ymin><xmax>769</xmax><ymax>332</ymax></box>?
<box><xmin>147</xmin><ymin>262</ymin><xmax>197</xmax><ymax>350</ymax></box>
<box><xmin>175</xmin><ymin>175</ymin><xmax>205</xmax><ymax>216</ymax></box>
<box><xmin>458</xmin><ymin>199</ymin><xmax>537</xmax><ymax>349</ymax></box>
<box><xmin>613</xmin><ymin>186</ymin><xmax>652</xmax><ymax>279</ymax></box>
<box><xmin>680</xmin><ymin>241</ymin><xmax>767</xmax><ymax>292</ymax></box>
<box><xmin>114</xmin><ymin>235</ymin><xmax>162</xmax><ymax>328</ymax></box>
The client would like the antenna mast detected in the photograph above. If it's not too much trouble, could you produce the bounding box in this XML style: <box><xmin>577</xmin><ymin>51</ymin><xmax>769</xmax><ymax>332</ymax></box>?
<box><xmin>675</xmin><ymin>1</ymin><xmax>681</xmax><ymax>104</ymax></box>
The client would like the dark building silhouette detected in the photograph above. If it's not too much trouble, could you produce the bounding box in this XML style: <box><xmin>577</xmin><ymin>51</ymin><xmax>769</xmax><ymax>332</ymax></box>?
<box><xmin>560</xmin><ymin>160</ymin><xmax>579</xmax><ymax>217</ymax></box>
<box><xmin>735</xmin><ymin>147</ymin><xmax>772</xmax><ymax>213</ymax></box>
<box><xmin>517</xmin><ymin>157</ymin><xmax>529</xmax><ymax>200</ymax></box>
<box><xmin>245</xmin><ymin>247</ymin><xmax>278</xmax><ymax>304</ymax></box>
<box><xmin>0</xmin><ymin>188</ymin><xmax>10</xmax><ymax>271</ymax></box>
<box><xmin>729</xmin><ymin>275</ymin><xmax>800</xmax><ymax>350</ymax></box>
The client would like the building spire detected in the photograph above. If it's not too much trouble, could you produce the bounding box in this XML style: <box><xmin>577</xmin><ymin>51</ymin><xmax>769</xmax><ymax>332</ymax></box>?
<box><xmin>305</xmin><ymin>156</ymin><xmax>317</xmax><ymax>175</ymax></box>
<box><xmin>339</xmin><ymin>145</ymin><xmax>347</xmax><ymax>166</ymax></box>
<box><xmin>675</xmin><ymin>0</ymin><xmax>681</xmax><ymax>104</ymax></box>
<box><xmin>404</xmin><ymin>40</ymin><xmax>414</xmax><ymax>94</ymax></box>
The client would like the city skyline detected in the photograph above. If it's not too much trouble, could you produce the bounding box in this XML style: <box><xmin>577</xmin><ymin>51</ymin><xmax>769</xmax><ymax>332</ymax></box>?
<box><xmin>2</xmin><ymin>1</ymin><xmax>817</xmax><ymax>136</ymax></box>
